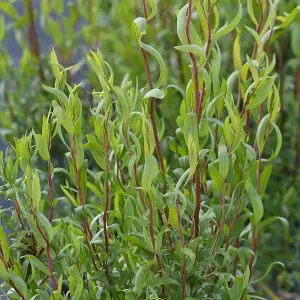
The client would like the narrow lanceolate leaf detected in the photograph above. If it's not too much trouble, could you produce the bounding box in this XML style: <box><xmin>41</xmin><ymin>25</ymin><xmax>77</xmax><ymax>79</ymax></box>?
<box><xmin>251</xmin><ymin>262</ymin><xmax>284</xmax><ymax>284</ymax></box>
<box><xmin>35</xmin><ymin>134</ymin><xmax>50</xmax><ymax>161</ymax></box>
<box><xmin>168</xmin><ymin>205</ymin><xmax>178</xmax><ymax>229</ymax></box>
<box><xmin>214</xmin><ymin>1</ymin><xmax>243</xmax><ymax>38</ymax></box>
<box><xmin>188</xmin><ymin>135</ymin><xmax>197</xmax><ymax>178</ymax></box>
<box><xmin>256</xmin><ymin>114</ymin><xmax>270</xmax><ymax>155</ymax></box>
<box><xmin>247</xmin><ymin>76</ymin><xmax>276</xmax><ymax>110</ymax></box>
<box><xmin>208</xmin><ymin>163</ymin><xmax>224</xmax><ymax>191</ymax></box>
<box><xmin>248</xmin><ymin>190</ymin><xmax>264</xmax><ymax>224</ymax></box>
<box><xmin>143</xmin><ymin>88</ymin><xmax>165</xmax><ymax>100</ymax></box>
<box><xmin>0</xmin><ymin>15</ymin><xmax>5</xmax><ymax>41</ymax></box>
<box><xmin>132</xmin><ymin>17</ymin><xmax>147</xmax><ymax>38</ymax></box>
<box><xmin>218</xmin><ymin>144</ymin><xmax>229</xmax><ymax>179</ymax></box>
<box><xmin>42</xmin><ymin>85</ymin><xmax>69</xmax><ymax>107</ymax></box>
<box><xmin>133</xmin><ymin>263</ymin><xmax>149</xmax><ymax>296</ymax></box>
<box><xmin>0</xmin><ymin>227</ymin><xmax>9</xmax><ymax>262</ymax></box>
<box><xmin>177</xmin><ymin>4</ymin><xmax>189</xmax><ymax>45</ymax></box>
<box><xmin>175</xmin><ymin>44</ymin><xmax>206</xmax><ymax>63</ymax></box>
<box><xmin>0</xmin><ymin>260</ymin><xmax>8</xmax><ymax>282</ymax></box>
<box><xmin>139</xmin><ymin>41</ymin><xmax>167</xmax><ymax>88</ymax></box>
<box><xmin>8</xmin><ymin>273</ymin><xmax>28</xmax><ymax>299</ymax></box>
<box><xmin>233</xmin><ymin>29</ymin><xmax>242</xmax><ymax>70</ymax></box>
<box><xmin>142</xmin><ymin>156</ymin><xmax>157</xmax><ymax>192</ymax></box>
<box><xmin>260</xmin><ymin>164</ymin><xmax>272</xmax><ymax>195</ymax></box>
<box><xmin>247</xmin><ymin>0</ymin><xmax>258</xmax><ymax>26</ymax></box>
<box><xmin>32</xmin><ymin>171</ymin><xmax>41</xmax><ymax>211</ymax></box>
<box><xmin>146</xmin><ymin>0</ymin><xmax>157</xmax><ymax>21</ymax></box>
<box><xmin>257</xmin><ymin>216</ymin><xmax>289</xmax><ymax>236</ymax></box>
<box><xmin>22</xmin><ymin>255</ymin><xmax>51</xmax><ymax>276</ymax></box>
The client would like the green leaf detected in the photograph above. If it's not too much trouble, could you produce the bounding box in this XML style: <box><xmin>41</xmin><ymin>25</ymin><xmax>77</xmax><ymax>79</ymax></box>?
<box><xmin>233</xmin><ymin>29</ymin><xmax>242</xmax><ymax>70</ymax></box>
<box><xmin>268</xmin><ymin>123</ymin><xmax>282</xmax><ymax>162</ymax></box>
<box><xmin>0</xmin><ymin>2</ymin><xmax>18</xmax><ymax>19</ymax></box>
<box><xmin>32</xmin><ymin>171</ymin><xmax>41</xmax><ymax>211</ymax></box>
<box><xmin>0</xmin><ymin>227</ymin><xmax>9</xmax><ymax>263</ymax></box>
<box><xmin>208</xmin><ymin>163</ymin><xmax>224</xmax><ymax>191</ymax></box>
<box><xmin>142</xmin><ymin>156</ymin><xmax>157</xmax><ymax>192</ymax></box>
<box><xmin>151</xmin><ymin>276</ymin><xmax>181</xmax><ymax>288</ymax></box>
<box><xmin>247</xmin><ymin>76</ymin><xmax>276</xmax><ymax>110</ymax></box>
<box><xmin>251</xmin><ymin>262</ymin><xmax>284</xmax><ymax>284</ymax></box>
<box><xmin>175</xmin><ymin>44</ymin><xmax>205</xmax><ymax>62</ymax></box>
<box><xmin>247</xmin><ymin>0</ymin><xmax>258</xmax><ymax>26</ymax></box>
<box><xmin>146</xmin><ymin>0</ymin><xmax>157</xmax><ymax>21</ymax></box>
<box><xmin>260</xmin><ymin>164</ymin><xmax>272</xmax><ymax>195</ymax></box>
<box><xmin>188</xmin><ymin>135</ymin><xmax>197</xmax><ymax>178</ymax></box>
<box><xmin>249</xmin><ymin>191</ymin><xmax>264</xmax><ymax>224</ymax></box>
<box><xmin>22</xmin><ymin>255</ymin><xmax>51</xmax><ymax>276</ymax></box>
<box><xmin>257</xmin><ymin>217</ymin><xmax>289</xmax><ymax>236</ymax></box>
<box><xmin>168</xmin><ymin>205</ymin><xmax>178</xmax><ymax>229</ymax></box>
<box><xmin>9</xmin><ymin>273</ymin><xmax>28</xmax><ymax>299</ymax></box>
<box><xmin>182</xmin><ymin>248</ymin><xmax>195</xmax><ymax>263</ymax></box>
<box><xmin>0</xmin><ymin>14</ymin><xmax>5</xmax><ymax>41</ymax></box>
<box><xmin>218</xmin><ymin>144</ymin><xmax>229</xmax><ymax>179</ymax></box>
<box><xmin>133</xmin><ymin>263</ymin><xmax>149</xmax><ymax>296</ymax></box>
<box><xmin>214</xmin><ymin>2</ymin><xmax>242</xmax><ymax>38</ymax></box>
<box><xmin>143</xmin><ymin>88</ymin><xmax>165</xmax><ymax>100</ymax></box>
<box><xmin>37</xmin><ymin>212</ymin><xmax>54</xmax><ymax>242</ymax></box>
<box><xmin>132</xmin><ymin>17</ymin><xmax>147</xmax><ymax>37</ymax></box>
<box><xmin>256</xmin><ymin>114</ymin><xmax>270</xmax><ymax>155</ymax></box>
<box><xmin>122</xmin><ymin>235</ymin><xmax>154</xmax><ymax>255</ymax></box>
<box><xmin>177</xmin><ymin>4</ymin><xmax>189</xmax><ymax>45</ymax></box>
<box><xmin>230</xmin><ymin>276</ymin><xmax>243</xmax><ymax>300</ymax></box>
<box><xmin>35</xmin><ymin>134</ymin><xmax>50</xmax><ymax>161</ymax></box>
<box><xmin>42</xmin><ymin>85</ymin><xmax>69</xmax><ymax>107</ymax></box>
<box><xmin>140</xmin><ymin>41</ymin><xmax>167</xmax><ymax>88</ymax></box>
<box><xmin>72</xmin><ymin>282</ymin><xmax>83</xmax><ymax>300</ymax></box>
<box><xmin>0</xmin><ymin>260</ymin><xmax>8</xmax><ymax>282</ymax></box>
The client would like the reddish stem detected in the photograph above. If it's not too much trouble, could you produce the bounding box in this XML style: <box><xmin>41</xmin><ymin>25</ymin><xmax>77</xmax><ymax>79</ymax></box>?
<box><xmin>140</xmin><ymin>0</ymin><xmax>173</xmax><ymax>250</ymax></box>
<box><xmin>48</xmin><ymin>158</ymin><xmax>54</xmax><ymax>222</ymax></box>
<box><xmin>176</xmin><ymin>197</ymin><xmax>187</xmax><ymax>299</ymax></box>
<box><xmin>147</xmin><ymin>194</ymin><xmax>166</xmax><ymax>299</ymax></box>
<box><xmin>25</xmin><ymin>0</ymin><xmax>44</xmax><ymax>81</ymax></box>
<box><xmin>35</xmin><ymin>216</ymin><xmax>57</xmax><ymax>289</ymax></box>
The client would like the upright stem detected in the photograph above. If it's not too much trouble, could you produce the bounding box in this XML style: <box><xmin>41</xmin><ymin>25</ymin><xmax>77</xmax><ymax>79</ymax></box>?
<box><xmin>25</xmin><ymin>0</ymin><xmax>44</xmax><ymax>81</ymax></box>
<box><xmin>69</xmin><ymin>135</ymin><xmax>100</xmax><ymax>272</ymax></box>
<box><xmin>147</xmin><ymin>194</ymin><xmax>166</xmax><ymax>299</ymax></box>
<box><xmin>103</xmin><ymin>126</ymin><xmax>110</xmax><ymax>255</ymax></box>
<box><xmin>35</xmin><ymin>216</ymin><xmax>57</xmax><ymax>289</ymax></box>
<box><xmin>47</xmin><ymin>160</ymin><xmax>54</xmax><ymax>222</ymax></box>
<box><xmin>176</xmin><ymin>197</ymin><xmax>187</xmax><ymax>299</ymax></box>
<box><xmin>140</xmin><ymin>0</ymin><xmax>173</xmax><ymax>250</ymax></box>
<box><xmin>186</xmin><ymin>0</ymin><xmax>202</xmax><ymax>239</ymax></box>
<box><xmin>279</xmin><ymin>34</ymin><xmax>285</xmax><ymax>132</ymax></box>
<box><xmin>293</xmin><ymin>66</ymin><xmax>300</xmax><ymax>183</ymax></box>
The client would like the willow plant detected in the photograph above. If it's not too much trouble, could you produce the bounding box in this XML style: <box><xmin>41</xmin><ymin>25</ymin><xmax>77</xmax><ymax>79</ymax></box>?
<box><xmin>0</xmin><ymin>0</ymin><xmax>289</xmax><ymax>299</ymax></box>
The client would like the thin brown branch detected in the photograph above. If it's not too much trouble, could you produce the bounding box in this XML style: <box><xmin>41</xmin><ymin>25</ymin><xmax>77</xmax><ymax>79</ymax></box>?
<box><xmin>25</xmin><ymin>0</ymin><xmax>44</xmax><ymax>81</ymax></box>
<box><xmin>147</xmin><ymin>194</ymin><xmax>166</xmax><ymax>299</ymax></box>
<box><xmin>176</xmin><ymin>197</ymin><xmax>187</xmax><ymax>299</ymax></box>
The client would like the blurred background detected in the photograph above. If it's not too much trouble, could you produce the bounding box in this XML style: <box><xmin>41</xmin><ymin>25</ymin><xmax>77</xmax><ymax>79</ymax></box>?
<box><xmin>1</xmin><ymin>0</ymin><xmax>300</xmax><ymax>298</ymax></box>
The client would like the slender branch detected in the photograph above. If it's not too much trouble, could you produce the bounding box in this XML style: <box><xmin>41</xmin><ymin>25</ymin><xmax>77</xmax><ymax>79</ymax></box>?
<box><xmin>35</xmin><ymin>216</ymin><xmax>57</xmax><ymax>289</ymax></box>
<box><xmin>103</xmin><ymin>125</ymin><xmax>110</xmax><ymax>280</ymax></box>
<box><xmin>279</xmin><ymin>34</ymin><xmax>285</xmax><ymax>132</ymax></box>
<box><xmin>103</xmin><ymin>126</ymin><xmax>110</xmax><ymax>255</ymax></box>
<box><xmin>176</xmin><ymin>197</ymin><xmax>187</xmax><ymax>299</ymax></box>
<box><xmin>292</xmin><ymin>66</ymin><xmax>300</xmax><ymax>183</ymax></box>
<box><xmin>68</xmin><ymin>135</ymin><xmax>100</xmax><ymax>273</ymax></box>
<box><xmin>140</xmin><ymin>0</ymin><xmax>173</xmax><ymax>250</ymax></box>
<box><xmin>186</xmin><ymin>0</ymin><xmax>202</xmax><ymax>239</ymax></box>
<box><xmin>25</xmin><ymin>0</ymin><xmax>44</xmax><ymax>81</ymax></box>
<box><xmin>147</xmin><ymin>194</ymin><xmax>166</xmax><ymax>299</ymax></box>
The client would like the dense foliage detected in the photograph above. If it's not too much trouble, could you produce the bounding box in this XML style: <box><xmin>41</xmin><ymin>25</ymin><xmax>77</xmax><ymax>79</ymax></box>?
<box><xmin>0</xmin><ymin>0</ymin><xmax>299</xmax><ymax>299</ymax></box>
